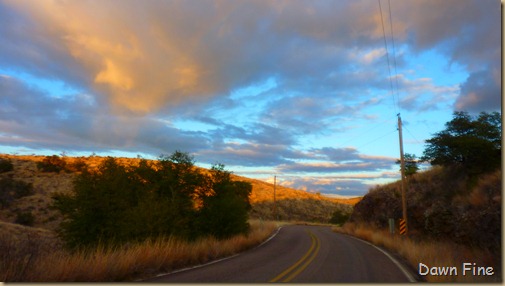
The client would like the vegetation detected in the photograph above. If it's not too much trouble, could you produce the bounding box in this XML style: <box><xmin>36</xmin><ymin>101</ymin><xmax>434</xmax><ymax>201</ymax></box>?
<box><xmin>421</xmin><ymin>111</ymin><xmax>501</xmax><ymax>175</ymax></box>
<box><xmin>51</xmin><ymin>151</ymin><xmax>253</xmax><ymax>250</ymax></box>
<box><xmin>0</xmin><ymin>155</ymin><xmax>359</xmax><ymax>282</ymax></box>
<box><xmin>351</xmin><ymin>165</ymin><xmax>501</xmax><ymax>252</ymax></box>
<box><xmin>66</xmin><ymin>157</ymin><xmax>88</xmax><ymax>172</ymax></box>
<box><xmin>0</xmin><ymin>219</ymin><xmax>277</xmax><ymax>282</ymax></box>
<box><xmin>37</xmin><ymin>155</ymin><xmax>67</xmax><ymax>173</ymax></box>
<box><xmin>250</xmin><ymin>198</ymin><xmax>353</xmax><ymax>223</ymax></box>
<box><xmin>336</xmin><ymin>223</ymin><xmax>499</xmax><ymax>282</ymax></box>
<box><xmin>347</xmin><ymin>111</ymin><xmax>502</xmax><ymax>281</ymax></box>
<box><xmin>330</xmin><ymin>208</ymin><xmax>351</xmax><ymax>225</ymax></box>
<box><xmin>0</xmin><ymin>177</ymin><xmax>34</xmax><ymax>208</ymax></box>
<box><xmin>15</xmin><ymin>211</ymin><xmax>35</xmax><ymax>226</ymax></box>
<box><xmin>395</xmin><ymin>153</ymin><xmax>419</xmax><ymax>177</ymax></box>
<box><xmin>0</xmin><ymin>158</ymin><xmax>14</xmax><ymax>173</ymax></box>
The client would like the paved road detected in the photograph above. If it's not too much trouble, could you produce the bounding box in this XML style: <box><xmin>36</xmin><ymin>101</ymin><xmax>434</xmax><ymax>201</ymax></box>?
<box><xmin>146</xmin><ymin>225</ymin><xmax>416</xmax><ymax>283</ymax></box>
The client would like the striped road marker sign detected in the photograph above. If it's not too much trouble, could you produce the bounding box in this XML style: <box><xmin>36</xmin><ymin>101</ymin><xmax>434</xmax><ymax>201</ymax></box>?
<box><xmin>399</xmin><ymin>219</ymin><xmax>407</xmax><ymax>235</ymax></box>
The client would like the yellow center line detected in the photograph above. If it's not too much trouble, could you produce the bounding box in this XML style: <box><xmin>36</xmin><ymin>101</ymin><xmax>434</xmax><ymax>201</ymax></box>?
<box><xmin>269</xmin><ymin>230</ymin><xmax>321</xmax><ymax>283</ymax></box>
<box><xmin>282</xmin><ymin>233</ymin><xmax>320</xmax><ymax>282</ymax></box>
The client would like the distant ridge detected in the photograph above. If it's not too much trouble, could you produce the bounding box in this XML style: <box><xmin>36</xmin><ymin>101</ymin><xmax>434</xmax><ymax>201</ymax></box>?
<box><xmin>0</xmin><ymin>154</ymin><xmax>360</xmax><ymax>230</ymax></box>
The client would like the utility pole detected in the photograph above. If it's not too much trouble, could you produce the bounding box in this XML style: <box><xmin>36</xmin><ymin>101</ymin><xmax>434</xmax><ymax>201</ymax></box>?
<box><xmin>273</xmin><ymin>175</ymin><xmax>277</xmax><ymax>221</ymax></box>
<box><xmin>397</xmin><ymin>114</ymin><xmax>408</xmax><ymax>234</ymax></box>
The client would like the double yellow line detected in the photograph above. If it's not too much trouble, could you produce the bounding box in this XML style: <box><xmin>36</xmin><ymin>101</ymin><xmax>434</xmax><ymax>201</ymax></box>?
<box><xmin>269</xmin><ymin>231</ymin><xmax>321</xmax><ymax>283</ymax></box>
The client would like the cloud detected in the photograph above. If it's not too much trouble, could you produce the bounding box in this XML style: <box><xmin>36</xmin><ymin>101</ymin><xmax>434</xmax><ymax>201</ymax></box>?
<box><xmin>0</xmin><ymin>0</ymin><xmax>499</xmax><ymax>196</ymax></box>
<box><xmin>278</xmin><ymin>175</ymin><xmax>394</xmax><ymax>196</ymax></box>
<box><xmin>2</xmin><ymin>0</ymin><xmax>498</xmax><ymax>116</ymax></box>
<box><xmin>276</xmin><ymin>147</ymin><xmax>396</xmax><ymax>173</ymax></box>
<box><xmin>396</xmin><ymin>75</ymin><xmax>459</xmax><ymax>111</ymax></box>
<box><xmin>312</xmin><ymin>147</ymin><xmax>361</xmax><ymax>161</ymax></box>
<box><xmin>0</xmin><ymin>75</ymin><xmax>211</xmax><ymax>154</ymax></box>
<box><xmin>454</xmin><ymin>68</ymin><xmax>501</xmax><ymax>113</ymax></box>
<box><xmin>197</xmin><ymin>142</ymin><xmax>293</xmax><ymax>167</ymax></box>
<box><xmin>277</xmin><ymin>160</ymin><xmax>394</xmax><ymax>173</ymax></box>
<box><xmin>390</xmin><ymin>0</ymin><xmax>500</xmax><ymax>113</ymax></box>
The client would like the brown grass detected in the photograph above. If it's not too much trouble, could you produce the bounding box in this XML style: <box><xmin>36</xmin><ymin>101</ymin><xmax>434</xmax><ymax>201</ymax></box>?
<box><xmin>335</xmin><ymin>223</ymin><xmax>500</xmax><ymax>282</ymax></box>
<box><xmin>1</xmin><ymin>219</ymin><xmax>278</xmax><ymax>282</ymax></box>
<box><xmin>0</xmin><ymin>154</ymin><xmax>354</xmax><ymax>281</ymax></box>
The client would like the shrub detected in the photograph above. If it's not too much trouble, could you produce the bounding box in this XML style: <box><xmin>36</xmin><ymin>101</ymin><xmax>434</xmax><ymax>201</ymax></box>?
<box><xmin>349</xmin><ymin>166</ymin><xmax>501</xmax><ymax>252</ymax></box>
<box><xmin>15</xmin><ymin>211</ymin><xmax>35</xmax><ymax>226</ymax></box>
<box><xmin>330</xmin><ymin>209</ymin><xmax>351</xmax><ymax>225</ymax></box>
<box><xmin>66</xmin><ymin>158</ymin><xmax>87</xmax><ymax>172</ymax></box>
<box><xmin>52</xmin><ymin>151</ymin><xmax>253</xmax><ymax>250</ymax></box>
<box><xmin>0</xmin><ymin>158</ymin><xmax>14</xmax><ymax>173</ymax></box>
<box><xmin>37</xmin><ymin>155</ymin><xmax>67</xmax><ymax>173</ymax></box>
<box><xmin>0</xmin><ymin>177</ymin><xmax>34</xmax><ymax>208</ymax></box>
<box><xmin>197</xmin><ymin>165</ymin><xmax>252</xmax><ymax>239</ymax></box>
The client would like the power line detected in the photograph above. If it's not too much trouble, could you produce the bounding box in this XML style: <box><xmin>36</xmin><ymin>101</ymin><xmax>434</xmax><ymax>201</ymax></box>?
<box><xmin>356</xmin><ymin>128</ymin><xmax>397</xmax><ymax>149</ymax></box>
<box><xmin>379</xmin><ymin>1</ymin><xmax>408</xmax><ymax>234</ymax></box>
<box><xmin>387</xmin><ymin>0</ymin><xmax>401</xmax><ymax>106</ymax></box>
<box><xmin>378</xmin><ymin>0</ymin><xmax>397</xmax><ymax>114</ymax></box>
<box><xmin>333</xmin><ymin>114</ymin><xmax>397</xmax><ymax>150</ymax></box>
<box><xmin>403</xmin><ymin>125</ymin><xmax>424</xmax><ymax>145</ymax></box>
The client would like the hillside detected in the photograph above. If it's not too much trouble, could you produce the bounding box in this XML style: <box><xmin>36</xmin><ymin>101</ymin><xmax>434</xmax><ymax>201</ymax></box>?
<box><xmin>0</xmin><ymin>154</ymin><xmax>359</xmax><ymax>234</ymax></box>
<box><xmin>350</xmin><ymin>165</ymin><xmax>501</xmax><ymax>252</ymax></box>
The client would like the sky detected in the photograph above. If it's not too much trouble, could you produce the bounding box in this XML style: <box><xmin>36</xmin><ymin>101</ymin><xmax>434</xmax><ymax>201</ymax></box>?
<box><xmin>0</xmin><ymin>0</ymin><xmax>501</xmax><ymax>197</ymax></box>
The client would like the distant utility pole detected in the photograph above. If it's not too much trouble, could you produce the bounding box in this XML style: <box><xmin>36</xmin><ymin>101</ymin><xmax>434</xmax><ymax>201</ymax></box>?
<box><xmin>397</xmin><ymin>114</ymin><xmax>408</xmax><ymax>234</ymax></box>
<box><xmin>273</xmin><ymin>175</ymin><xmax>278</xmax><ymax>221</ymax></box>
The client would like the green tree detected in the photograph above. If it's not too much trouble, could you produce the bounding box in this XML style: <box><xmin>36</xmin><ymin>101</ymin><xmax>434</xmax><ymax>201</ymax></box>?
<box><xmin>52</xmin><ymin>151</ymin><xmax>253</xmax><ymax>249</ymax></box>
<box><xmin>330</xmin><ymin>209</ymin><xmax>350</xmax><ymax>225</ymax></box>
<box><xmin>156</xmin><ymin>151</ymin><xmax>204</xmax><ymax>238</ymax></box>
<box><xmin>421</xmin><ymin>111</ymin><xmax>501</xmax><ymax>175</ymax></box>
<box><xmin>52</xmin><ymin>157</ymin><xmax>145</xmax><ymax>249</ymax></box>
<box><xmin>197</xmin><ymin>164</ymin><xmax>252</xmax><ymax>239</ymax></box>
<box><xmin>395</xmin><ymin>153</ymin><xmax>419</xmax><ymax>177</ymax></box>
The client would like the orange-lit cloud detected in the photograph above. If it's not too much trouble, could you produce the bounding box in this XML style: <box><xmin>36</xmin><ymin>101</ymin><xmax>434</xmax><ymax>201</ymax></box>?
<box><xmin>4</xmin><ymin>1</ymin><xmax>225</xmax><ymax>114</ymax></box>
<box><xmin>0</xmin><ymin>0</ymin><xmax>500</xmax><ymax>196</ymax></box>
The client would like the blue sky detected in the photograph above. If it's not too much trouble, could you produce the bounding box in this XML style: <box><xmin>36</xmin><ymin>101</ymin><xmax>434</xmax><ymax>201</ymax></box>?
<box><xmin>0</xmin><ymin>0</ymin><xmax>501</xmax><ymax>197</ymax></box>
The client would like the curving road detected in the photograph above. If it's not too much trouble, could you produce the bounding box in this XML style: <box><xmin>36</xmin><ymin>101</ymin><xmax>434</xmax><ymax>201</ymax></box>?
<box><xmin>146</xmin><ymin>225</ymin><xmax>417</xmax><ymax>283</ymax></box>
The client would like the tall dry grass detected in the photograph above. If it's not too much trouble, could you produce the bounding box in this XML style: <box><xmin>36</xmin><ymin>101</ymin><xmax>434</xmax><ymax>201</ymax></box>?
<box><xmin>2</xmin><ymin>219</ymin><xmax>278</xmax><ymax>282</ymax></box>
<box><xmin>335</xmin><ymin>223</ymin><xmax>500</xmax><ymax>282</ymax></box>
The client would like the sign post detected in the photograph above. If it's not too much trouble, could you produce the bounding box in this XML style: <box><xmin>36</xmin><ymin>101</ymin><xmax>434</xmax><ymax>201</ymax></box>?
<box><xmin>388</xmin><ymin>218</ymin><xmax>395</xmax><ymax>235</ymax></box>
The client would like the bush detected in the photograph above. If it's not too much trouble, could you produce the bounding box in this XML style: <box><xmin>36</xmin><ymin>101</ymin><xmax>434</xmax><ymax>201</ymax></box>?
<box><xmin>37</xmin><ymin>155</ymin><xmax>67</xmax><ymax>173</ymax></box>
<box><xmin>66</xmin><ymin>158</ymin><xmax>87</xmax><ymax>172</ymax></box>
<box><xmin>330</xmin><ymin>209</ymin><xmax>351</xmax><ymax>225</ymax></box>
<box><xmin>52</xmin><ymin>152</ymin><xmax>252</xmax><ymax>250</ymax></box>
<box><xmin>0</xmin><ymin>178</ymin><xmax>34</xmax><ymax>208</ymax></box>
<box><xmin>15</xmin><ymin>211</ymin><xmax>35</xmax><ymax>226</ymax></box>
<box><xmin>197</xmin><ymin>165</ymin><xmax>252</xmax><ymax>239</ymax></box>
<box><xmin>0</xmin><ymin>158</ymin><xmax>14</xmax><ymax>173</ymax></box>
<box><xmin>349</xmin><ymin>166</ymin><xmax>501</xmax><ymax>251</ymax></box>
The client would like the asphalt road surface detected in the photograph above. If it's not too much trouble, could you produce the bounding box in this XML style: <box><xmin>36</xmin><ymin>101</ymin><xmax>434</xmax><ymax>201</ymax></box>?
<box><xmin>146</xmin><ymin>225</ymin><xmax>416</xmax><ymax>283</ymax></box>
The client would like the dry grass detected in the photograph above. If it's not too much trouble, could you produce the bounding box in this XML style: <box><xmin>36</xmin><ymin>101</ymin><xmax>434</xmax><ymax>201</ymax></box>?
<box><xmin>0</xmin><ymin>154</ymin><xmax>354</xmax><ymax>281</ymax></box>
<box><xmin>335</xmin><ymin>223</ymin><xmax>500</xmax><ymax>282</ymax></box>
<box><xmin>250</xmin><ymin>198</ymin><xmax>353</xmax><ymax>223</ymax></box>
<box><xmin>237</xmin><ymin>174</ymin><xmax>360</xmax><ymax>205</ymax></box>
<box><xmin>1</xmin><ymin>219</ymin><xmax>278</xmax><ymax>282</ymax></box>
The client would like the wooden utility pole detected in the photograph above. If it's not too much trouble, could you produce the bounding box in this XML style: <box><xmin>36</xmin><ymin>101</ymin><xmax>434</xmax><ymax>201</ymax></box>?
<box><xmin>397</xmin><ymin>114</ymin><xmax>408</xmax><ymax>234</ymax></box>
<box><xmin>273</xmin><ymin>175</ymin><xmax>277</xmax><ymax>221</ymax></box>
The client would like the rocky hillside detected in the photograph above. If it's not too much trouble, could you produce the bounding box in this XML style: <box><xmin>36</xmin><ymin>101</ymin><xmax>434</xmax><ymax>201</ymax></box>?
<box><xmin>350</xmin><ymin>165</ymin><xmax>501</xmax><ymax>252</ymax></box>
